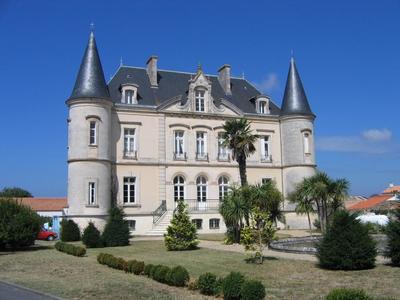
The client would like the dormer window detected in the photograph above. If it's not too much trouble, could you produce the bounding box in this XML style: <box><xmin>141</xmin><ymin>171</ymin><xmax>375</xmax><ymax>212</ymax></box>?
<box><xmin>195</xmin><ymin>89</ymin><xmax>205</xmax><ymax>112</ymax></box>
<box><xmin>125</xmin><ymin>90</ymin><xmax>135</xmax><ymax>104</ymax></box>
<box><xmin>259</xmin><ymin>101</ymin><xmax>267</xmax><ymax>114</ymax></box>
<box><xmin>121</xmin><ymin>84</ymin><xmax>139</xmax><ymax>105</ymax></box>
<box><xmin>255</xmin><ymin>96</ymin><xmax>270</xmax><ymax>114</ymax></box>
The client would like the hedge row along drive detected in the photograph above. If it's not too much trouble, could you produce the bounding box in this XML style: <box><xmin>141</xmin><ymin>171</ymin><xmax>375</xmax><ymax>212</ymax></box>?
<box><xmin>55</xmin><ymin>241</ymin><xmax>86</xmax><ymax>257</ymax></box>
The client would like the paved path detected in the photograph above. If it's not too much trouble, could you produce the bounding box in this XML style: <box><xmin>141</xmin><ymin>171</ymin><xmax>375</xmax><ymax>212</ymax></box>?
<box><xmin>0</xmin><ymin>281</ymin><xmax>61</xmax><ymax>300</ymax></box>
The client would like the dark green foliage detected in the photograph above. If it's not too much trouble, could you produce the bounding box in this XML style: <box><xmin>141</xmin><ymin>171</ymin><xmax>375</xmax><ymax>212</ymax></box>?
<box><xmin>164</xmin><ymin>200</ymin><xmax>198</xmax><ymax>251</ymax></box>
<box><xmin>55</xmin><ymin>241</ymin><xmax>86</xmax><ymax>257</ymax></box>
<box><xmin>153</xmin><ymin>265</ymin><xmax>171</xmax><ymax>283</ymax></box>
<box><xmin>150</xmin><ymin>264</ymin><xmax>162</xmax><ymax>279</ymax></box>
<box><xmin>60</xmin><ymin>219</ymin><xmax>81</xmax><ymax>242</ymax></box>
<box><xmin>0</xmin><ymin>198</ymin><xmax>42</xmax><ymax>250</ymax></box>
<box><xmin>82</xmin><ymin>222</ymin><xmax>103</xmax><ymax>248</ymax></box>
<box><xmin>96</xmin><ymin>253</ymin><xmax>126</xmax><ymax>270</ymax></box>
<box><xmin>197</xmin><ymin>272</ymin><xmax>218</xmax><ymax>295</ymax></box>
<box><xmin>144</xmin><ymin>264</ymin><xmax>154</xmax><ymax>276</ymax></box>
<box><xmin>364</xmin><ymin>222</ymin><xmax>386</xmax><ymax>234</ymax></box>
<box><xmin>325</xmin><ymin>288</ymin><xmax>373</xmax><ymax>300</ymax></box>
<box><xmin>125</xmin><ymin>260</ymin><xmax>145</xmax><ymax>275</ymax></box>
<box><xmin>385</xmin><ymin>211</ymin><xmax>400</xmax><ymax>266</ymax></box>
<box><xmin>0</xmin><ymin>187</ymin><xmax>32</xmax><ymax>197</ymax></box>
<box><xmin>222</xmin><ymin>272</ymin><xmax>245</xmax><ymax>300</ymax></box>
<box><xmin>241</xmin><ymin>280</ymin><xmax>266</xmax><ymax>300</ymax></box>
<box><xmin>168</xmin><ymin>266</ymin><xmax>189</xmax><ymax>287</ymax></box>
<box><xmin>317</xmin><ymin>210</ymin><xmax>377</xmax><ymax>270</ymax></box>
<box><xmin>102</xmin><ymin>207</ymin><xmax>130</xmax><ymax>247</ymax></box>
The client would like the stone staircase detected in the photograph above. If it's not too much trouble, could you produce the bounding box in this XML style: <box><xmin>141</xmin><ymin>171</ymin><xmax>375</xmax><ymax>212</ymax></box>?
<box><xmin>145</xmin><ymin>210</ymin><xmax>173</xmax><ymax>236</ymax></box>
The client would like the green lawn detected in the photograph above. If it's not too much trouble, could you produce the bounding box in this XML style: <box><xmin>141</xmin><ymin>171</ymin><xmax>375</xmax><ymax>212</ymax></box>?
<box><xmin>0</xmin><ymin>240</ymin><xmax>399</xmax><ymax>300</ymax></box>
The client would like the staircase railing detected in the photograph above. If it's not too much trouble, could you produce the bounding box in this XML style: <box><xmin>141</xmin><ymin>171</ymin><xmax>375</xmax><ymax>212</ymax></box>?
<box><xmin>152</xmin><ymin>200</ymin><xmax>167</xmax><ymax>224</ymax></box>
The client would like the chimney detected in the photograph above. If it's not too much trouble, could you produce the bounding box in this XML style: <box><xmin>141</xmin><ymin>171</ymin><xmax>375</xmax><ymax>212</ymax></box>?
<box><xmin>218</xmin><ymin>64</ymin><xmax>231</xmax><ymax>95</ymax></box>
<box><xmin>146</xmin><ymin>55</ymin><xmax>158</xmax><ymax>87</ymax></box>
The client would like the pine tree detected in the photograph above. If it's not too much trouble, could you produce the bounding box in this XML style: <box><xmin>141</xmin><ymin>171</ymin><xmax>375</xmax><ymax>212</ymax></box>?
<box><xmin>82</xmin><ymin>221</ymin><xmax>103</xmax><ymax>248</ymax></box>
<box><xmin>164</xmin><ymin>200</ymin><xmax>199</xmax><ymax>251</ymax></box>
<box><xmin>102</xmin><ymin>207</ymin><xmax>130</xmax><ymax>247</ymax></box>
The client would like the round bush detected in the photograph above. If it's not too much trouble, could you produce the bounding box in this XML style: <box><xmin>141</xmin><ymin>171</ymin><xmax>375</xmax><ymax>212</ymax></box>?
<box><xmin>0</xmin><ymin>198</ymin><xmax>42</xmax><ymax>250</ymax></box>
<box><xmin>60</xmin><ymin>219</ymin><xmax>81</xmax><ymax>242</ymax></box>
<box><xmin>317</xmin><ymin>210</ymin><xmax>377</xmax><ymax>270</ymax></box>
<box><xmin>132</xmin><ymin>261</ymin><xmax>145</xmax><ymax>275</ymax></box>
<box><xmin>197</xmin><ymin>272</ymin><xmax>218</xmax><ymax>296</ymax></box>
<box><xmin>241</xmin><ymin>280</ymin><xmax>266</xmax><ymax>300</ymax></box>
<box><xmin>144</xmin><ymin>264</ymin><xmax>154</xmax><ymax>276</ymax></box>
<box><xmin>326</xmin><ymin>288</ymin><xmax>373</xmax><ymax>300</ymax></box>
<box><xmin>82</xmin><ymin>222</ymin><xmax>103</xmax><ymax>248</ymax></box>
<box><xmin>168</xmin><ymin>266</ymin><xmax>190</xmax><ymax>287</ymax></box>
<box><xmin>153</xmin><ymin>265</ymin><xmax>171</xmax><ymax>283</ymax></box>
<box><xmin>150</xmin><ymin>265</ymin><xmax>162</xmax><ymax>279</ymax></box>
<box><xmin>222</xmin><ymin>272</ymin><xmax>245</xmax><ymax>300</ymax></box>
<box><xmin>385</xmin><ymin>213</ymin><xmax>400</xmax><ymax>266</ymax></box>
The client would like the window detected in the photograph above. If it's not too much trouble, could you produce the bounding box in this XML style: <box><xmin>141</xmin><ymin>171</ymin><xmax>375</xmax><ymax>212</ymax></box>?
<box><xmin>218</xmin><ymin>132</ymin><xmax>229</xmax><ymax>160</ymax></box>
<box><xmin>262</xmin><ymin>178</ymin><xmax>272</xmax><ymax>185</ymax></box>
<box><xmin>173</xmin><ymin>176</ymin><xmax>185</xmax><ymax>202</ymax></box>
<box><xmin>196</xmin><ymin>132</ymin><xmax>207</xmax><ymax>159</ymax></box>
<box><xmin>196</xmin><ymin>176</ymin><xmax>207</xmax><ymax>202</ymax></box>
<box><xmin>174</xmin><ymin>131</ymin><xmax>185</xmax><ymax>159</ymax></box>
<box><xmin>123</xmin><ymin>177</ymin><xmax>136</xmax><ymax>204</ymax></box>
<box><xmin>259</xmin><ymin>100</ymin><xmax>267</xmax><ymax>114</ymax></box>
<box><xmin>88</xmin><ymin>182</ymin><xmax>96</xmax><ymax>205</ymax></box>
<box><xmin>195</xmin><ymin>89</ymin><xmax>205</xmax><ymax>112</ymax></box>
<box><xmin>125</xmin><ymin>90</ymin><xmax>134</xmax><ymax>104</ymax></box>
<box><xmin>124</xmin><ymin>128</ymin><xmax>136</xmax><ymax>158</ymax></box>
<box><xmin>192</xmin><ymin>219</ymin><xmax>203</xmax><ymax>229</ymax></box>
<box><xmin>89</xmin><ymin>121</ymin><xmax>97</xmax><ymax>145</ymax></box>
<box><xmin>127</xmin><ymin>220</ymin><xmax>136</xmax><ymax>231</ymax></box>
<box><xmin>209</xmin><ymin>218</ymin><xmax>220</xmax><ymax>229</ymax></box>
<box><xmin>304</xmin><ymin>132</ymin><xmax>311</xmax><ymax>154</ymax></box>
<box><xmin>218</xmin><ymin>176</ymin><xmax>229</xmax><ymax>200</ymax></box>
<box><xmin>260</xmin><ymin>136</ymin><xmax>271</xmax><ymax>161</ymax></box>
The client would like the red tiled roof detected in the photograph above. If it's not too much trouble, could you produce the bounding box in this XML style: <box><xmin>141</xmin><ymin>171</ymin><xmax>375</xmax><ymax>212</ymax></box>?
<box><xmin>348</xmin><ymin>194</ymin><xmax>393</xmax><ymax>210</ymax></box>
<box><xmin>383</xmin><ymin>185</ymin><xmax>400</xmax><ymax>194</ymax></box>
<box><xmin>12</xmin><ymin>197</ymin><xmax>67</xmax><ymax>211</ymax></box>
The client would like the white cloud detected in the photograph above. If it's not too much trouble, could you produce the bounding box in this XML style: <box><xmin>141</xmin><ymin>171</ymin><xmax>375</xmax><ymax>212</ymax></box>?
<box><xmin>362</xmin><ymin>129</ymin><xmax>392</xmax><ymax>142</ymax></box>
<box><xmin>254</xmin><ymin>73</ymin><xmax>279</xmax><ymax>93</ymax></box>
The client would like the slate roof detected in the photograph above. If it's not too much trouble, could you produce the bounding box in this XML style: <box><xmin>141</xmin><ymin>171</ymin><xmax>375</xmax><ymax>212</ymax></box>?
<box><xmin>281</xmin><ymin>58</ymin><xmax>313</xmax><ymax>116</ymax></box>
<box><xmin>108</xmin><ymin>67</ymin><xmax>281</xmax><ymax>115</ymax></box>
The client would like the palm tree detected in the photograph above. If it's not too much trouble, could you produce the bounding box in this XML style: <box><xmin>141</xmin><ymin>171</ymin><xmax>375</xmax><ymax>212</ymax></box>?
<box><xmin>289</xmin><ymin>172</ymin><xmax>349</xmax><ymax>233</ymax></box>
<box><xmin>219</xmin><ymin>186</ymin><xmax>251</xmax><ymax>243</ymax></box>
<box><xmin>222</xmin><ymin>118</ymin><xmax>258</xmax><ymax>186</ymax></box>
<box><xmin>250</xmin><ymin>182</ymin><xmax>284</xmax><ymax>225</ymax></box>
<box><xmin>289</xmin><ymin>186</ymin><xmax>314</xmax><ymax>234</ymax></box>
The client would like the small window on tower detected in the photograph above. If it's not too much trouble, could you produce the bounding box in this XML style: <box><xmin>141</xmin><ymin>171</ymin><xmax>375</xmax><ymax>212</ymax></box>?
<box><xmin>304</xmin><ymin>132</ymin><xmax>311</xmax><ymax>154</ymax></box>
<box><xmin>89</xmin><ymin>121</ymin><xmax>97</xmax><ymax>145</ymax></box>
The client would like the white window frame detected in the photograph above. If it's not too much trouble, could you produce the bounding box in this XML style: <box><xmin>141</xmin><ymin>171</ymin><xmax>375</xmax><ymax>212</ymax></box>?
<box><xmin>209</xmin><ymin>218</ymin><xmax>220</xmax><ymax>229</ymax></box>
<box><xmin>260</xmin><ymin>135</ymin><xmax>271</xmax><ymax>161</ymax></box>
<box><xmin>217</xmin><ymin>132</ymin><xmax>229</xmax><ymax>160</ymax></box>
<box><xmin>218</xmin><ymin>176</ymin><xmax>229</xmax><ymax>201</ymax></box>
<box><xmin>259</xmin><ymin>100</ymin><xmax>267</xmax><ymax>114</ymax></box>
<box><xmin>192</xmin><ymin>218</ymin><xmax>203</xmax><ymax>229</ymax></box>
<box><xmin>127</xmin><ymin>220</ymin><xmax>136</xmax><ymax>231</ymax></box>
<box><xmin>196</xmin><ymin>132</ymin><xmax>207</xmax><ymax>159</ymax></box>
<box><xmin>262</xmin><ymin>178</ymin><xmax>272</xmax><ymax>185</ymax></box>
<box><xmin>304</xmin><ymin>132</ymin><xmax>311</xmax><ymax>154</ymax></box>
<box><xmin>125</xmin><ymin>90</ymin><xmax>135</xmax><ymax>104</ymax></box>
<box><xmin>173</xmin><ymin>176</ymin><xmax>185</xmax><ymax>202</ymax></box>
<box><xmin>195</xmin><ymin>89</ymin><xmax>205</xmax><ymax>112</ymax></box>
<box><xmin>196</xmin><ymin>176</ymin><xmax>207</xmax><ymax>202</ymax></box>
<box><xmin>89</xmin><ymin>121</ymin><xmax>97</xmax><ymax>145</ymax></box>
<box><xmin>123</xmin><ymin>128</ymin><xmax>136</xmax><ymax>158</ymax></box>
<box><xmin>123</xmin><ymin>176</ymin><xmax>136</xmax><ymax>204</ymax></box>
<box><xmin>174</xmin><ymin>130</ymin><xmax>185</xmax><ymax>159</ymax></box>
<box><xmin>88</xmin><ymin>181</ymin><xmax>96</xmax><ymax>205</ymax></box>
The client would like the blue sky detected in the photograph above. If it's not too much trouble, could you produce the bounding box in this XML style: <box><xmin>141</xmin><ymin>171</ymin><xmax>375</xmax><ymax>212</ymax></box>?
<box><xmin>0</xmin><ymin>0</ymin><xmax>399</xmax><ymax>197</ymax></box>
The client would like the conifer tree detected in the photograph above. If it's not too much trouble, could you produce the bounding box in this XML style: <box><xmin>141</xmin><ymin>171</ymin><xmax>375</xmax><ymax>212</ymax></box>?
<box><xmin>82</xmin><ymin>221</ymin><xmax>103</xmax><ymax>248</ymax></box>
<box><xmin>102</xmin><ymin>207</ymin><xmax>130</xmax><ymax>247</ymax></box>
<box><xmin>164</xmin><ymin>200</ymin><xmax>198</xmax><ymax>251</ymax></box>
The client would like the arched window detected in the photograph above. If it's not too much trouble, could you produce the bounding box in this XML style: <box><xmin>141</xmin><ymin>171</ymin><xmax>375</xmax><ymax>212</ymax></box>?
<box><xmin>173</xmin><ymin>176</ymin><xmax>185</xmax><ymax>202</ymax></box>
<box><xmin>304</xmin><ymin>132</ymin><xmax>311</xmax><ymax>154</ymax></box>
<box><xmin>218</xmin><ymin>176</ymin><xmax>229</xmax><ymax>200</ymax></box>
<box><xmin>196</xmin><ymin>176</ymin><xmax>207</xmax><ymax>203</ymax></box>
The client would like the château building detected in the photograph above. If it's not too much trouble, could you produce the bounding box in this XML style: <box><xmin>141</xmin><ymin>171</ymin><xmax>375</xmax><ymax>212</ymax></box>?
<box><xmin>65</xmin><ymin>32</ymin><xmax>316</xmax><ymax>235</ymax></box>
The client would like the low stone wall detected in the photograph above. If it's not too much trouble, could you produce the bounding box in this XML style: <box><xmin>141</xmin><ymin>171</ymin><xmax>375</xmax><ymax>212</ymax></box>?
<box><xmin>269</xmin><ymin>236</ymin><xmax>320</xmax><ymax>254</ymax></box>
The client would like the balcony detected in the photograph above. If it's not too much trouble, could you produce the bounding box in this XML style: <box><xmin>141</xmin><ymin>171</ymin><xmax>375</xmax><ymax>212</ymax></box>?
<box><xmin>177</xmin><ymin>199</ymin><xmax>221</xmax><ymax>212</ymax></box>
<box><xmin>123</xmin><ymin>150</ymin><xmax>137</xmax><ymax>159</ymax></box>
<box><xmin>196</xmin><ymin>152</ymin><xmax>209</xmax><ymax>161</ymax></box>
<box><xmin>261</xmin><ymin>154</ymin><xmax>272</xmax><ymax>163</ymax></box>
<box><xmin>174</xmin><ymin>152</ymin><xmax>187</xmax><ymax>161</ymax></box>
<box><xmin>217</xmin><ymin>153</ymin><xmax>230</xmax><ymax>162</ymax></box>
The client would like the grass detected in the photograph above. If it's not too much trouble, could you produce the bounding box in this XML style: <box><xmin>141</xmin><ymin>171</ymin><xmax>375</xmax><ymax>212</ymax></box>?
<box><xmin>1</xmin><ymin>240</ymin><xmax>399</xmax><ymax>300</ymax></box>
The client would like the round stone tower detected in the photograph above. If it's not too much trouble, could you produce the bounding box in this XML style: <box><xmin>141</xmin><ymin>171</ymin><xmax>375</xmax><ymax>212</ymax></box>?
<box><xmin>280</xmin><ymin>57</ymin><xmax>316</xmax><ymax>225</ymax></box>
<box><xmin>66</xmin><ymin>32</ymin><xmax>112</xmax><ymax>229</ymax></box>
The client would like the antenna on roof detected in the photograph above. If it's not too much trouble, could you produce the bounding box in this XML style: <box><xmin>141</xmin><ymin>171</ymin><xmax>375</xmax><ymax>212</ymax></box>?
<box><xmin>120</xmin><ymin>56</ymin><xmax>123</xmax><ymax>67</ymax></box>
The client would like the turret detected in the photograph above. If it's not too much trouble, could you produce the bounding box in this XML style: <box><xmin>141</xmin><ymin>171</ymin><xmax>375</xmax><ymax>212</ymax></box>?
<box><xmin>66</xmin><ymin>32</ymin><xmax>112</xmax><ymax>229</ymax></box>
<box><xmin>280</xmin><ymin>57</ymin><xmax>316</xmax><ymax>212</ymax></box>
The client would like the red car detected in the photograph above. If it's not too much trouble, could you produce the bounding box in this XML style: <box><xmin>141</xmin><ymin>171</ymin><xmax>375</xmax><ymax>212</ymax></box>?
<box><xmin>37</xmin><ymin>229</ymin><xmax>58</xmax><ymax>241</ymax></box>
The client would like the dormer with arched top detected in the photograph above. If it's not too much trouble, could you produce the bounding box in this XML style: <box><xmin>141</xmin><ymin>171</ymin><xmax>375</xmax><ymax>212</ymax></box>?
<box><xmin>187</xmin><ymin>66</ymin><xmax>213</xmax><ymax>113</ymax></box>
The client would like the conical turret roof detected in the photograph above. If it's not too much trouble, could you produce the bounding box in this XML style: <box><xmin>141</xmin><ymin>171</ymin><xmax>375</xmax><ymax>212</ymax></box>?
<box><xmin>281</xmin><ymin>58</ymin><xmax>313</xmax><ymax>116</ymax></box>
<box><xmin>69</xmin><ymin>32</ymin><xmax>110</xmax><ymax>100</ymax></box>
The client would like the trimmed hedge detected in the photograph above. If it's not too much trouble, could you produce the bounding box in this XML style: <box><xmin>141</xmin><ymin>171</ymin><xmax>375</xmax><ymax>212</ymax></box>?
<box><xmin>153</xmin><ymin>265</ymin><xmax>171</xmax><ymax>283</ymax></box>
<box><xmin>55</xmin><ymin>241</ymin><xmax>86</xmax><ymax>257</ymax></box>
<box><xmin>222</xmin><ymin>271</ymin><xmax>245</xmax><ymax>300</ymax></box>
<box><xmin>97</xmin><ymin>253</ymin><xmax>127</xmax><ymax>270</ymax></box>
<box><xmin>144</xmin><ymin>264</ymin><xmax>154</xmax><ymax>276</ymax></box>
<box><xmin>168</xmin><ymin>266</ymin><xmax>189</xmax><ymax>287</ymax></box>
<box><xmin>241</xmin><ymin>279</ymin><xmax>266</xmax><ymax>300</ymax></box>
<box><xmin>198</xmin><ymin>272</ymin><xmax>218</xmax><ymax>296</ymax></box>
<box><xmin>126</xmin><ymin>260</ymin><xmax>145</xmax><ymax>275</ymax></box>
<box><xmin>60</xmin><ymin>219</ymin><xmax>81</xmax><ymax>242</ymax></box>
<box><xmin>326</xmin><ymin>288</ymin><xmax>395</xmax><ymax>300</ymax></box>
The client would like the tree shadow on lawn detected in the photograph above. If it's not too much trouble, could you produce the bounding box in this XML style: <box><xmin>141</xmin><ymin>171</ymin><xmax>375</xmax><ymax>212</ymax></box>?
<box><xmin>244</xmin><ymin>256</ymin><xmax>279</xmax><ymax>264</ymax></box>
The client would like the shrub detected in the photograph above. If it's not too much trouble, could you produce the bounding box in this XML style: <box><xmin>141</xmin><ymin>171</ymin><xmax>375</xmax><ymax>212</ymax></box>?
<box><xmin>55</xmin><ymin>241</ymin><xmax>86</xmax><ymax>257</ymax></box>
<box><xmin>153</xmin><ymin>265</ymin><xmax>171</xmax><ymax>283</ymax></box>
<box><xmin>164</xmin><ymin>199</ymin><xmax>198</xmax><ymax>251</ymax></box>
<box><xmin>150</xmin><ymin>264</ymin><xmax>162</xmax><ymax>279</ymax></box>
<box><xmin>198</xmin><ymin>272</ymin><xmax>218</xmax><ymax>295</ymax></box>
<box><xmin>168</xmin><ymin>266</ymin><xmax>189</xmax><ymax>287</ymax></box>
<box><xmin>82</xmin><ymin>222</ymin><xmax>103</xmax><ymax>248</ymax></box>
<box><xmin>222</xmin><ymin>272</ymin><xmax>245</xmax><ymax>300</ymax></box>
<box><xmin>96</xmin><ymin>253</ymin><xmax>126</xmax><ymax>270</ymax></box>
<box><xmin>317</xmin><ymin>210</ymin><xmax>377</xmax><ymax>270</ymax></box>
<box><xmin>144</xmin><ymin>264</ymin><xmax>154</xmax><ymax>276</ymax></box>
<box><xmin>188</xmin><ymin>278</ymin><xmax>198</xmax><ymax>290</ymax></box>
<box><xmin>241</xmin><ymin>280</ymin><xmax>266</xmax><ymax>300</ymax></box>
<box><xmin>325</xmin><ymin>288</ymin><xmax>373</xmax><ymax>300</ymax></box>
<box><xmin>60</xmin><ymin>219</ymin><xmax>81</xmax><ymax>242</ymax></box>
<box><xmin>126</xmin><ymin>260</ymin><xmax>145</xmax><ymax>275</ymax></box>
<box><xmin>385</xmin><ymin>211</ymin><xmax>400</xmax><ymax>266</ymax></box>
<box><xmin>0</xmin><ymin>198</ymin><xmax>42</xmax><ymax>250</ymax></box>
<box><xmin>102</xmin><ymin>207</ymin><xmax>130</xmax><ymax>247</ymax></box>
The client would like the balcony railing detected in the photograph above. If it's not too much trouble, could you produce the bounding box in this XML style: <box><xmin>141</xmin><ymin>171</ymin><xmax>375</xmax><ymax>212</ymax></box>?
<box><xmin>123</xmin><ymin>150</ymin><xmax>137</xmax><ymax>159</ymax></box>
<box><xmin>180</xmin><ymin>199</ymin><xmax>221</xmax><ymax>212</ymax></box>
<box><xmin>261</xmin><ymin>154</ymin><xmax>272</xmax><ymax>162</ymax></box>
<box><xmin>152</xmin><ymin>200</ymin><xmax>167</xmax><ymax>224</ymax></box>
<box><xmin>174</xmin><ymin>152</ymin><xmax>187</xmax><ymax>161</ymax></box>
<box><xmin>217</xmin><ymin>153</ymin><xmax>230</xmax><ymax>161</ymax></box>
<box><xmin>196</xmin><ymin>152</ymin><xmax>209</xmax><ymax>161</ymax></box>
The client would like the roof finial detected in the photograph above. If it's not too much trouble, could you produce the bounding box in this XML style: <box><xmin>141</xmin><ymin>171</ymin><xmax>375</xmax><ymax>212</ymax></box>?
<box><xmin>197</xmin><ymin>62</ymin><xmax>202</xmax><ymax>72</ymax></box>
<box><xmin>242</xmin><ymin>71</ymin><xmax>245</xmax><ymax>79</ymax></box>
<box><xmin>90</xmin><ymin>22</ymin><xmax>95</xmax><ymax>32</ymax></box>
<box><xmin>291</xmin><ymin>49</ymin><xmax>295</xmax><ymax>62</ymax></box>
